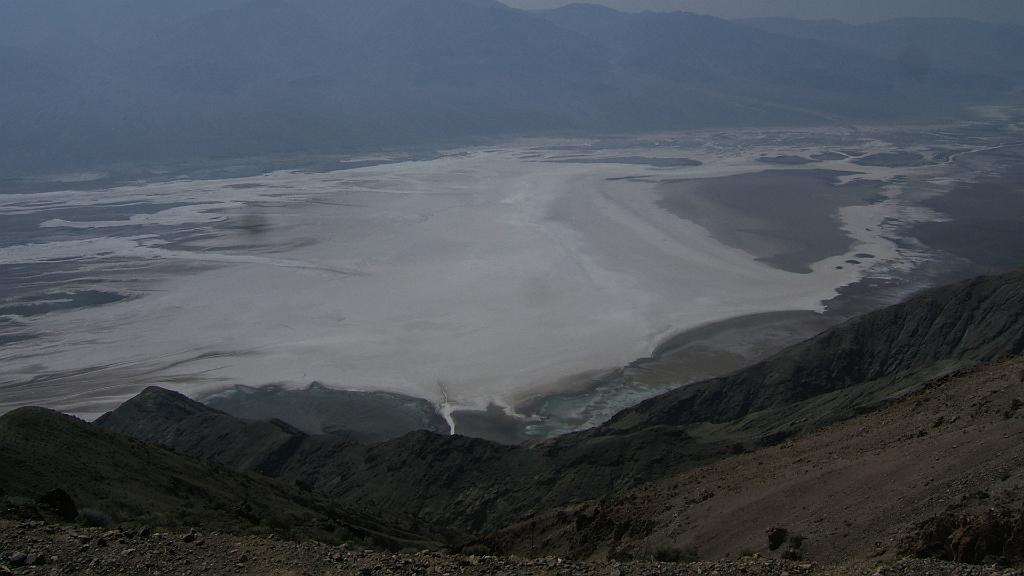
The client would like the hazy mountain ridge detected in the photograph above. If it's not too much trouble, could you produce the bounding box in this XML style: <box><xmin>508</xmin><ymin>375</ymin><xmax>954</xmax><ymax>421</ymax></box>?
<box><xmin>204</xmin><ymin>383</ymin><xmax>450</xmax><ymax>443</ymax></box>
<box><xmin>537</xmin><ymin>6</ymin><xmax>997</xmax><ymax>91</ymax></box>
<box><xmin>1</xmin><ymin>0</ymin><xmax>1020</xmax><ymax>174</ymax></box>
<box><xmin>741</xmin><ymin>16</ymin><xmax>1024</xmax><ymax>82</ymax></box>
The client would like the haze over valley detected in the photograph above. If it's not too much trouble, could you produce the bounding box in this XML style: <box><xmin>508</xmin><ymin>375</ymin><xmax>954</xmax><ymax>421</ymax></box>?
<box><xmin>2</xmin><ymin>0</ymin><xmax>1024</xmax><ymax>439</ymax></box>
<box><xmin>6</xmin><ymin>1</ymin><xmax>1024</xmax><ymax>573</ymax></box>
<box><xmin>3</xmin><ymin>0</ymin><xmax>1023</xmax><ymax>174</ymax></box>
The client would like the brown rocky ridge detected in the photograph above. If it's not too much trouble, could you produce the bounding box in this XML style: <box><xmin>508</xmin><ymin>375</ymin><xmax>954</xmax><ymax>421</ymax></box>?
<box><xmin>1</xmin><ymin>270</ymin><xmax>1023</xmax><ymax>574</ymax></box>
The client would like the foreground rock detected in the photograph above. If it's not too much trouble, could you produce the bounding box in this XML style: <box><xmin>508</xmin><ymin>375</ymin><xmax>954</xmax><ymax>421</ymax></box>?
<box><xmin>0</xmin><ymin>520</ymin><xmax>1018</xmax><ymax>576</ymax></box>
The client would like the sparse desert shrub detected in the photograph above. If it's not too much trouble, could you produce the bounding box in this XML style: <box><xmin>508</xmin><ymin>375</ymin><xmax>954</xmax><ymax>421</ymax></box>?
<box><xmin>37</xmin><ymin>488</ymin><xmax>78</xmax><ymax>521</ymax></box>
<box><xmin>79</xmin><ymin>508</ymin><xmax>113</xmax><ymax>528</ymax></box>
<box><xmin>781</xmin><ymin>534</ymin><xmax>806</xmax><ymax>560</ymax></box>
<box><xmin>155</xmin><ymin>513</ymin><xmax>182</xmax><ymax>528</ymax></box>
<box><xmin>263</xmin><ymin>510</ymin><xmax>294</xmax><ymax>533</ymax></box>
<box><xmin>652</xmin><ymin>545</ymin><xmax>699</xmax><ymax>563</ymax></box>
<box><xmin>5</xmin><ymin>496</ymin><xmax>33</xmax><ymax>507</ymax></box>
<box><xmin>609</xmin><ymin>547</ymin><xmax>634</xmax><ymax>562</ymax></box>
<box><xmin>308</xmin><ymin>526</ymin><xmax>354</xmax><ymax>547</ymax></box>
<box><xmin>766</xmin><ymin>526</ymin><xmax>788</xmax><ymax>550</ymax></box>
<box><xmin>907</xmin><ymin>507</ymin><xmax>1024</xmax><ymax>564</ymax></box>
<box><xmin>461</xmin><ymin>544</ymin><xmax>491</xmax><ymax>556</ymax></box>
<box><xmin>1</xmin><ymin>495</ymin><xmax>42</xmax><ymax>521</ymax></box>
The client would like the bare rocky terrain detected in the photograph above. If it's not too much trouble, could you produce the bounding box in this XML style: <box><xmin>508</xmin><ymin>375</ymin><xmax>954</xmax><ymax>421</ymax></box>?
<box><xmin>91</xmin><ymin>271</ymin><xmax>1024</xmax><ymax>541</ymax></box>
<box><xmin>3</xmin><ymin>270</ymin><xmax>1024</xmax><ymax>574</ymax></box>
<box><xmin>1</xmin><ymin>521</ymin><xmax>1020</xmax><ymax>576</ymax></box>
<box><xmin>488</xmin><ymin>356</ymin><xmax>1024</xmax><ymax>565</ymax></box>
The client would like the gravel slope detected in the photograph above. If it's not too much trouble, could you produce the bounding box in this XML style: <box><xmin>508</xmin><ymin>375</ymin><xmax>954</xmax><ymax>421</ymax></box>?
<box><xmin>489</xmin><ymin>356</ymin><xmax>1024</xmax><ymax>565</ymax></box>
<box><xmin>1</xmin><ymin>521</ymin><xmax>1019</xmax><ymax>576</ymax></box>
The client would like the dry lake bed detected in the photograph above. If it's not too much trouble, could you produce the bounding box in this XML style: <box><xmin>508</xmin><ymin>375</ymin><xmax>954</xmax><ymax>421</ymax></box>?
<box><xmin>2</xmin><ymin>118</ymin><xmax>1023</xmax><ymax>439</ymax></box>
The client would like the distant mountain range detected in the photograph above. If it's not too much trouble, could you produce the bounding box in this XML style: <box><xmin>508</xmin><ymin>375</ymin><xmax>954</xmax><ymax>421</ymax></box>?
<box><xmin>742</xmin><ymin>16</ymin><xmax>1024</xmax><ymax>82</ymax></box>
<box><xmin>502</xmin><ymin>0</ymin><xmax>1024</xmax><ymax>26</ymax></box>
<box><xmin>1</xmin><ymin>0</ymin><xmax>1022</xmax><ymax>174</ymax></box>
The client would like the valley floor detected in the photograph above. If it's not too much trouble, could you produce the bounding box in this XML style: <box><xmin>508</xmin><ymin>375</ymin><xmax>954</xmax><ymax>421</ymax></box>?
<box><xmin>7</xmin><ymin>119</ymin><xmax>1017</xmax><ymax>431</ymax></box>
<box><xmin>0</xmin><ymin>521</ymin><xmax>1018</xmax><ymax>576</ymax></box>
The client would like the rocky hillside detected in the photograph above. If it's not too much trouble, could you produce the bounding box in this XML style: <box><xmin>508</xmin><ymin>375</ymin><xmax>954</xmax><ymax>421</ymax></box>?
<box><xmin>94</xmin><ymin>270</ymin><xmax>1024</xmax><ymax>542</ymax></box>
<box><xmin>0</xmin><ymin>520</ymin><xmax>1016</xmax><ymax>576</ymax></box>
<box><xmin>487</xmin><ymin>355</ymin><xmax>1024</xmax><ymax>565</ymax></box>
<box><xmin>0</xmin><ymin>407</ymin><xmax>438</xmax><ymax>549</ymax></box>
<box><xmin>605</xmin><ymin>269</ymin><xmax>1024</xmax><ymax>432</ymax></box>
<box><xmin>97</xmin><ymin>385</ymin><xmax>725</xmax><ymax>538</ymax></box>
<box><xmin>3</xmin><ymin>269</ymin><xmax>1023</xmax><ymax>572</ymax></box>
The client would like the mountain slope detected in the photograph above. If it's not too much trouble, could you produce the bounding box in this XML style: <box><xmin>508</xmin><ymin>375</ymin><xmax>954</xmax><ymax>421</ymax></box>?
<box><xmin>604</xmin><ymin>269</ymin><xmax>1024</xmax><ymax>433</ymax></box>
<box><xmin>0</xmin><ymin>0</ymin><xmax>1016</xmax><ymax>174</ymax></box>
<box><xmin>0</xmin><ymin>408</ymin><xmax>438</xmax><ymax>547</ymax></box>
<box><xmin>4</xmin><ymin>521</ymin><xmax>999</xmax><ymax>576</ymax></box>
<box><xmin>488</xmin><ymin>355</ymin><xmax>1024</xmax><ymax>564</ymax></box>
<box><xmin>535</xmin><ymin>6</ymin><xmax>1006</xmax><ymax>118</ymax></box>
<box><xmin>0</xmin><ymin>0</ymin><xmax>610</xmax><ymax>173</ymax></box>
<box><xmin>741</xmin><ymin>17</ymin><xmax>1024</xmax><ymax>83</ymax></box>
<box><xmin>96</xmin><ymin>270</ymin><xmax>1024</xmax><ymax>542</ymax></box>
<box><xmin>97</xmin><ymin>387</ymin><xmax>716</xmax><ymax>538</ymax></box>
